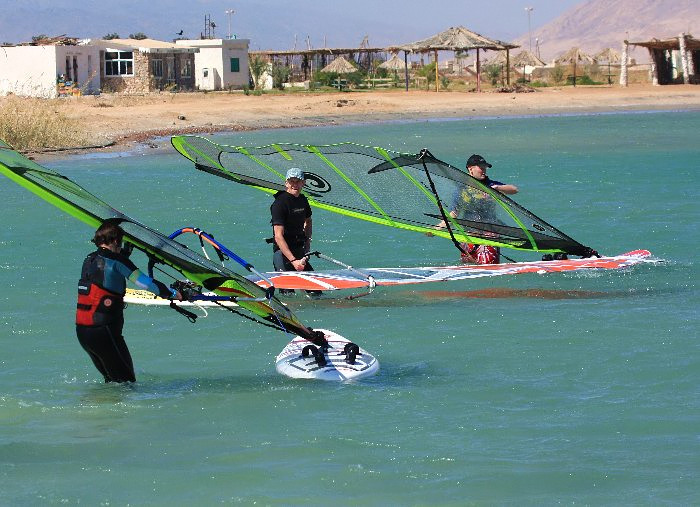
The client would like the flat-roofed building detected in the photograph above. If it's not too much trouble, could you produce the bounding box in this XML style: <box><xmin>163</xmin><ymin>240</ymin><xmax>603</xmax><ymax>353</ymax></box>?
<box><xmin>175</xmin><ymin>38</ymin><xmax>250</xmax><ymax>90</ymax></box>
<box><xmin>0</xmin><ymin>42</ymin><xmax>100</xmax><ymax>98</ymax></box>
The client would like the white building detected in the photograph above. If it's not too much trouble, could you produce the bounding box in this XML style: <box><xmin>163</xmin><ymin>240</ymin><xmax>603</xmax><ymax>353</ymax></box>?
<box><xmin>175</xmin><ymin>38</ymin><xmax>250</xmax><ymax>90</ymax></box>
<box><xmin>0</xmin><ymin>43</ymin><xmax>100</xmax><ymax>98</ymax></box>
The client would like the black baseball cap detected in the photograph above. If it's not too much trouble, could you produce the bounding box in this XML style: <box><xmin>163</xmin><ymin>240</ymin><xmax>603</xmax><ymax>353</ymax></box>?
<box><xmin>466</xmin><ymin>154</ymin><xmax>492</xmax><ymax>169</ymax></box>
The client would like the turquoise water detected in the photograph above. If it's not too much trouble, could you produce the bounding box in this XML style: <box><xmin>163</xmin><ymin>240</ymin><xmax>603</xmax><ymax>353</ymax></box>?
<box><xmin>1</xmin><ymin>111</ymin><xmax>698</xmax><ymax>505</ymax></box>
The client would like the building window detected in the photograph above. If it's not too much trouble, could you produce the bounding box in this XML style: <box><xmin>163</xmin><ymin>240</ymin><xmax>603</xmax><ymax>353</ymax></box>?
<box><xmin>152</xmin><ymin>59</ymin><xmax>163</xmax><ymax>78</ymax></box>
<box><xmin>166</xmin><ymin>56</ymin><xmax>175</xmax><ymax>82</ymax></box>
<box><xmin>230</xmin><ymin>57</ymin><xmax>240</xmax><ymax>72</ymax></box>
<box><xmin>182</xmin><ymin>59</ymin><xmax>192</xmax><ymax>78</ymax></box>
<box><xmin>105</xmin><ymin>51</ymin><xmax>134</xmax><ymax>76</ymax></box>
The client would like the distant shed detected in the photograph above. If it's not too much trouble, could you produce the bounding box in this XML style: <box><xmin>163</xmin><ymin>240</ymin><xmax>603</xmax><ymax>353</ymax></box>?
<box><xmin>621</xmin><ymin>34</ymin><xmax>699</xmax><ymax>85</ymax></box>
<box><xmin>0</xmin><ymin>40</ymin><xmax>100</xmax><ymax>98</ymax></box>
<box><xmin>251</xmin><ymin>46</ymin><xmax>386</xmax><ymax>84</ymax></box>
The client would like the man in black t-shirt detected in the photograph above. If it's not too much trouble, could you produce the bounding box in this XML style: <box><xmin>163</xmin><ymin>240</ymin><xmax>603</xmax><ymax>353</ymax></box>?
<box><xmin>270</xmin><ymin>167</ymin><xmax>315</xmax><ymax>279</ymax></box>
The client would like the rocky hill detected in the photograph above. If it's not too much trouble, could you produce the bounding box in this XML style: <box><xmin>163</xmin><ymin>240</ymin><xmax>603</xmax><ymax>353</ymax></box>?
<box><xmin>517</xmin><ymin>0</ymin><xmax>699</xmax><ymax>63</ymax></box>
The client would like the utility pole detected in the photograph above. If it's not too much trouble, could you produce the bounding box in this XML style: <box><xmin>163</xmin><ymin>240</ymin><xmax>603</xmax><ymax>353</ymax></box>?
<box><xmin>525</xmin><ymin>7</ymin><xmax>534</xmax><ymax>52</ymax></box>
<box><xmin>225</xmin><ymin>9</ymin><xmax>234</xmax><ymax>39</ymax></box>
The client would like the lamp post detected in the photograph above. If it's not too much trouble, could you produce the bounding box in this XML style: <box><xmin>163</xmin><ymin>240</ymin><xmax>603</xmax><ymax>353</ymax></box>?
<box><xmin>525</xmin><ymin>7</ymin><xmax>533</xmax><ymax>52</ymax></box>
<box><xmin>225</xmin><ymin>9</ymin><xmax>234</xmax><ymax>39</ymax></box>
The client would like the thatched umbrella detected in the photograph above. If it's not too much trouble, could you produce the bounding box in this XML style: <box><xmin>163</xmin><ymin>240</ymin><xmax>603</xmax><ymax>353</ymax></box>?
<box><xmin>321</xmin><ymin>56</ymin><xmax>357</xmax><ymax>90</ymax></box>
<box><xmin>388</xmin><ymin>26</ymin><xmax>518</xmax><ymax>92</ymax></box>
<box><xmin>511</xmin><ymin>50</ymin><xmax>545</xmax><ymax>81</ymax></box>
<box><xmin>555</xmin><ymin>47</ymin><xmax>594</xmax><ymax>87</ymax></box>
<box><xmin>379</xmin><ymin>53</ymin><xmax>405</xmax><ymax>71</ymax></box>
<box><xmin>594</xmin><ymin>47</ymin><xmax>621</xmax><ymax>84</ymax></box>
<box><xmin>378</xmin><ymin>53</ymin><xmax>406</xmax><ymax>85</ymax></box>
<box><xmin>321</xmin><ymin>55</ymin><xmax>357</xmax><ymax>74</ymax></box>
<box><xmin>485</xmin><ymin>51</ymin><xmax>508</xmax><ymax>66</ymax></box>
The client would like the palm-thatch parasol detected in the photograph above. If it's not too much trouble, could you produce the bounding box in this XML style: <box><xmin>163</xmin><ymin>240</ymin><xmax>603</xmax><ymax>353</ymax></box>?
<box><xmin>555</xmin><ymin>47</ymin><xmax>594</xmax><ymax>87</ymax></box>
<box><xmin>594</xmin><ymin>48</ymin><xmax>621</xmax><ymax>84</ymax></box>
<box><xmin>378</xmin><ymin>53</ymin><xmax>406</xmax><ymax>85</ymax></box>
<box><xmin>511</xmin><ymin>50</ymin><xmax>546</xmax><ymax>81</ymax></box>
<box><xmin>511</xmin><ymin>49</ymin><xmax>545</xmax><ymax>68</ymax></box>
<box><xmin>388</xmin><ymin>26</ymin><xmax>518</xmax><ymax>92</ymax></box>
<box><xmin>485</xmin><ymin>51</ymin><xmax>508</xmax><ymax>66</ymax></box>
<box><xmin>379</xmin><ymin>53</ymin><xmax>405</xmax><ymax>71</ymax></box>
<box><xmin>321</xmin><ymin>55</ymin><xmax>357</xmax><ymax>74</ymax></box>
<box><xmin>321</xmin><ymin>56</ymin><xmax>357</xmax><ymax>90</ymax></box>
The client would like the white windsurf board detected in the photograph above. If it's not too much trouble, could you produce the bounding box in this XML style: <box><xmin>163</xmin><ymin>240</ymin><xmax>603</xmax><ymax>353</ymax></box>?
<box><xmin>275</xmin><ymin>329</ymin><xmax>379</xmax><ymax>381</ymax></box>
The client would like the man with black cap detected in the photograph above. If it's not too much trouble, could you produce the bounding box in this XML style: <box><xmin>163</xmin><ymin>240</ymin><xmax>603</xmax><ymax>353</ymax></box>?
<box><xmin>464</xmin><ymin>154</ymin><xmax>518</xmax><ymax>195</ymax></box>
<box><xmin>433</xmin><ymin>154</ymin><xmax>518</xmax><ymax>264</ymax></box>
<box><xmin>270</xmin><ymin>167</ymin><xmax>319</xmax><ymax>295</ymax></box>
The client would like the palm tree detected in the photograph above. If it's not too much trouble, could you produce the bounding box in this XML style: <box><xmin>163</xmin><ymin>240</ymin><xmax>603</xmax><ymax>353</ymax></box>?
<box><xmin>249</xmin><ymin>55</ymin><xmax>268</xmax><ymax>90</ymax></box>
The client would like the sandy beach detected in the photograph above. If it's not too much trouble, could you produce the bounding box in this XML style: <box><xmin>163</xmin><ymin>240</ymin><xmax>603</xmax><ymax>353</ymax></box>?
<box><xmin>35</xmin><ymin>83</ymin><xmax>700</xmax><ymax>153</ymax></box>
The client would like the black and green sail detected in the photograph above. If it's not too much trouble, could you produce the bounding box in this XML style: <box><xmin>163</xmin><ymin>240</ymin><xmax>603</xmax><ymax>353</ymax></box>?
<box><xmin>0</xmin><ymin>139</ymin><xmax>314</xmax><ymax>339</ymax></box>
<box><xmin>171</xmin><ymin>136</ymin><xmax>593</xmax><ymax>257</ymax></box>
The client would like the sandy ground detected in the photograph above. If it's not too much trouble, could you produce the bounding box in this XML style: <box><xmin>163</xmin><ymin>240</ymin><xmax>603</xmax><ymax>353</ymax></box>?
<box><xmin>43</xmin><ymin>83</ymin><xmax>700</xmax><ymax>154</ymax></box>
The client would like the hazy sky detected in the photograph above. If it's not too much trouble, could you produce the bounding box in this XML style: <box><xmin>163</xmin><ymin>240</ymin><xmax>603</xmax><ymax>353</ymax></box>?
<box><xmin>2</xmin><ymin>0</ymin><xmax>585</xmax><ymax>48</ymax></box>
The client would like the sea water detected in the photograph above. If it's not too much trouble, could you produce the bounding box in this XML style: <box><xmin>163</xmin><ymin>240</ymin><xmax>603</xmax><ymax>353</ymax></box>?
<box><xmin>1</xmin><ymin>111</ymin><xmax>698</xmax><ymax>505</ymax></box>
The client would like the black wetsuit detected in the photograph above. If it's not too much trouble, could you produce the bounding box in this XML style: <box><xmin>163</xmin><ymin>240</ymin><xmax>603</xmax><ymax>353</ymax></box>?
<box><xmin>270</xmin><ymin>191</ymin><xmax>314</xmax><ymax>272</ymax></box>
<box><xmin>75</xmin><ymin>248</ymin><xmax>172</xmax><ymax>383</ymax></box>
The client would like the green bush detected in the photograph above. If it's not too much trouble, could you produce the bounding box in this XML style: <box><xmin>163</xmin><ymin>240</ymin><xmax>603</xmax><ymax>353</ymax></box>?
<box><xmin>484</xmin><ymin>64</ymin><xmax>502</xmax><ymax>86</ymax></box>
<box><xmin>271</xmin><ymin>64</ymin><xmax>290</xmax><ymax>90</ymax></box>
<box><xmin>440</xmin><ymin>75</ymin><xmax>450</xmax><ymax>89</ymax></box>
<box><xmin>417</xmin><ymin>62</ymin><xmax>437</xmax><ymax>84</ymax></box>
<box><xmin>567</xmin><ymin>74</ymin><xmax>603</xmax><ymax>86</ymax></box>
<box><xmin>314</xmin><ymin>70</ymin><xmax>365</xmax><ymax>88</ymax></box>
<box><xmin>550</xmin><ymin>65</ymin><xmax>566</xmax><ymax>85</ymax></box>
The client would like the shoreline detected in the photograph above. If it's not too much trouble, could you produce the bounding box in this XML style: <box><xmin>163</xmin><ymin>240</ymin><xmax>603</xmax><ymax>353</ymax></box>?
<box><xmin>28</xmin><ymin>84</ymin><xmax>700</xmax><ymax>159</ymax></box>
<box><xmin>35</xmin><ymin>106</ymin><xmax>700</xmax><ymax>162</ymax></box>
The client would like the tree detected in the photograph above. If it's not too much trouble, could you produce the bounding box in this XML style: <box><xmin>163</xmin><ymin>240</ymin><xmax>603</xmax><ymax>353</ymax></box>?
<box><xmin>550</xmin><ymin>65</ymin><xmax>565</xmax><ymax>85</ymax></box>
<box><xmin>103</xmin><ymin>33</ymin><xmax>120</xmax><ymax>40</ymax></box>
<box><xmin>484</xmin><ymin>64</ymin><xmax>502</xmax><ymax>86</ymax></box>
<box><xmin>271</xmin><ymin>64</ymin><xmax>290</xmax><ymax>90</ymax></box>
<box><xmin>31</xmin><ymin>35</ymin><xmax>48</xmax><ymax>43</ymax></box>
<box><xmin>417</xmin><ymin>62</ymin><xmax>436</xmax><ymax>83</ymax></box>
<box><xmin>249</xmin><ymin>55</ymin><xmax>267</xmax><ymax>90</ymax></box>
<box><xmin>129</xmin><ymin>32</ymin><xmax>148</xmax><ymax>40</ymax></box>
<box><xmin>455</xmin><ymin>50</ymin><xmax>469</xmax><ymax>75</ymax></box>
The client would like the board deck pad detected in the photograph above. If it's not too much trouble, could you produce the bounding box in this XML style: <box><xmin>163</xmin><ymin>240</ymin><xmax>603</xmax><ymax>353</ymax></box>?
<box><xmin>275</xmin><ymin>329</ymin><xmax>379</xmax><ymax>381</ymax></box>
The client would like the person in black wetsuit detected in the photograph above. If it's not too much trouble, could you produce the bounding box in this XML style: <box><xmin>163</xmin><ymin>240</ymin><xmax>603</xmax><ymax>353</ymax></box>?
<box><xmin>75</xmin><ymin>219</ymin><xmax>181</xmax><ymax>383</ymax></box>
<box><xmin>270</xmin><ymin>167</ymin><xmax>320</xmax><ymax>296</ymax></box>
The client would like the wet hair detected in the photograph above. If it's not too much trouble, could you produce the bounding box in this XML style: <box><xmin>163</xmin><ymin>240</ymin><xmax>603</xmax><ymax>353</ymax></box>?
<box><xmin>93</xmin><ymin>218</ymin><xmax>124</xmax><ymax>246</ymax></box>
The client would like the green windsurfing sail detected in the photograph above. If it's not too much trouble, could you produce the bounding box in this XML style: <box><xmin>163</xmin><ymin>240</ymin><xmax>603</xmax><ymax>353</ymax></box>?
<box><xmin>0</xmin><ymin>139</ymin><xmax>316</xmax><ymax>339</ymax></box>
<box><xmin>172</xmin><ymin>136</ymin><xmax>594</xmax><ymax>257</ymax></box>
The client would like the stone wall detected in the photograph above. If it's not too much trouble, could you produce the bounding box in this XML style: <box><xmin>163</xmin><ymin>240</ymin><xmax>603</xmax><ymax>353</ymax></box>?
<box><xmin>100</xmin><ymin>51</ymin><xmax>195</xmax><ymax>94</ymax></box>
<box><xmin>100</xmin><ymin>51</ymin><xmax>150</xmax><ymax>94</ymax></box>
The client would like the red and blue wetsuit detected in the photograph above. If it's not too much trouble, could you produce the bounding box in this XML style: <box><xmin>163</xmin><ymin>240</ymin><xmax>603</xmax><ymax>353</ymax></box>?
<box><xmin>76</xmin><ymin>247</ymin><xmax>174</xmax><ymax>383</ymax></box>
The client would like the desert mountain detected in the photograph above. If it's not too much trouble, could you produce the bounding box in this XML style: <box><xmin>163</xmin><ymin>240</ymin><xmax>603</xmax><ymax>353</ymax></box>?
<box><xmin>517</xmin><ymin>0</ymin><xmax>699</xmax><ymax>63</ymax></box>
